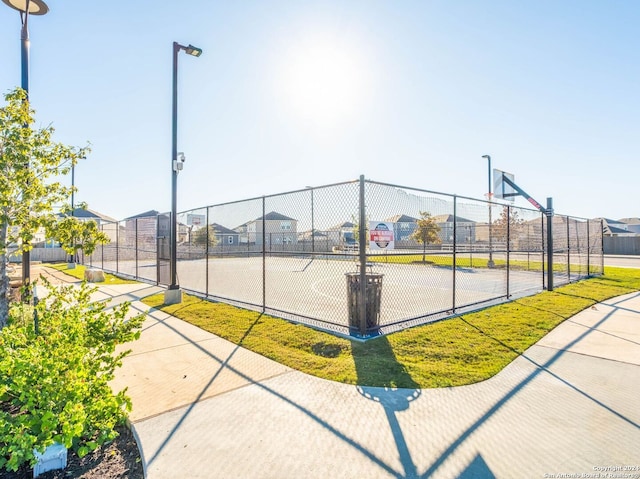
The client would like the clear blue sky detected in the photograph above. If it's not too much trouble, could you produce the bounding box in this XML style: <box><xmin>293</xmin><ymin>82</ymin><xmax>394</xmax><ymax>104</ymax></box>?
<box><xmin>1</xmin><ymin>1</ymin><xmax>638</xmax><ymax>220</ymax></box>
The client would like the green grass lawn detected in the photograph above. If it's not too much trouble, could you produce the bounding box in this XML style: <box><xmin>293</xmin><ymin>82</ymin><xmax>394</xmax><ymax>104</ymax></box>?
<box><xmin>141</xmin><ymin>267</ymin><xmax>640</xmax><ymax>388</ymax></box>
<box><xmin>368</xmin><ymin>252</ymin><xmax>599</xmax><ymax>273</ymax></box>
<box><xmin>43</xmin><ymin>263</ymin><xmax>139</xmax><ymax>285</ymax></box>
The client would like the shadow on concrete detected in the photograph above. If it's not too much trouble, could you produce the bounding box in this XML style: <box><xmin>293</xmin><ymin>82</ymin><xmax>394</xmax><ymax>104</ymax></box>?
<box><xmin>137</xmin><ymin>289</ymin><xmax>639</xmax><ymax>478</ymax></box>
<box><xmin>139</xmin><ymin>307</ymin><xmax>401</xmax><ymax>477</ymax></box>
<box><xmin>420</xmin><ymin>293</ymin><xmax>640</xmax><ymax>478</ymax></box>
<box><xmin>64</xmin><ymin>262</ymin><xmax>638</xmax><ymax>479</ymax></box>
<box><xmin>458</xmin><ymin>454</ymin><xmax>496</xmax><ymax>479</ymax></box>
<box><xmin>353</xmin><ymin>335</ymin><xmax>422</xmax><ymax>478</ymax></box>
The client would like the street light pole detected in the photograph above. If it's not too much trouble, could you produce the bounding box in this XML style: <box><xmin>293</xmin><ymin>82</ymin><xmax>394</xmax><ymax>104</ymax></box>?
<box><xmin>165</xmin><ymin>41</ymin><xmax>202</xmax><ymax>305</ymax></box>
<box><xmin>2</xmin><ymin>0</ymin><xmax>49</xmax><ymax>289</ymax></box>
<box><xmin>482</xmin><ymin>154</ymin><xmax>495</xmax><ymax>268</ymax></box>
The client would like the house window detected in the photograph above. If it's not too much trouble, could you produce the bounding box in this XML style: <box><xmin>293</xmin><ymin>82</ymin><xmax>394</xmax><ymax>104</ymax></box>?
<box><xmin>228</xmin><ymin>236</ymin><xmax>233</xmax><ymax>244</ymax></box>
<box><xmin>400</xmin><ymin>223</ymin><xmax>411</xmax><ymax>230</ymax></box>
<box><xmin>281</xmin><ymin>221</ymin><xmax>291</xmax><ymax>231</ymax></box>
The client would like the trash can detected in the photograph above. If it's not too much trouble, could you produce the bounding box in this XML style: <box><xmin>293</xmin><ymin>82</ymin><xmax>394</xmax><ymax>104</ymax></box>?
<box><xmin>345</xmin><ymin>272</ymin><xmax>383</xmax><ymax>333</ymax></box>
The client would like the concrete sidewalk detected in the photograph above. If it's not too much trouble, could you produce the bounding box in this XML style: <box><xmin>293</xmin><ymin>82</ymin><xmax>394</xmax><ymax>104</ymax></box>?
<box><xmin>36</xmin><ymin>267</ymin><xmax>640</xmax><ymax>478</ymax></box>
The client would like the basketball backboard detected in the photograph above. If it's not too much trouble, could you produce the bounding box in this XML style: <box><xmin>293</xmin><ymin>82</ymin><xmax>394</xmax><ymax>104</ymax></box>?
<box><xmin>493</xmin><ymin>168</ymin><xmax>516</xmax><ymax>202</ymax></box>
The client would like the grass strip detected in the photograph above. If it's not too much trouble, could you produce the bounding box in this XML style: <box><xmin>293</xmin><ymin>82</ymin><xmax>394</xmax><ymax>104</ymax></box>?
<box><xmin>140</xmin><ymin>267</ymin><xmax>640</xmax><ymax>389</ymax></box>
<box><xmin>43</xmin><ymin>263</ymin><xmax>139</xmax><ymax>285</ymax></box>
<box><xmin>368</xmin><ymin>253</ymin><xmax>597</xmax><ymax>272</ymax></box>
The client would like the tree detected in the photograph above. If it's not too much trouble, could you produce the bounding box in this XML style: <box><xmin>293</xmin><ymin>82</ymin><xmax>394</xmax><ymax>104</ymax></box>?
<box><xmin>410</xmin><ymin>211</ymin><xmax>442</xmax><ymax>262</ymax></box>
<box><xmin>351</xmin><ymin>214</ymin><xmax>369</xmax><ymax>246</ymax></box>
<box><xmin>49</xmin><ymin>204</ymin><xmax>110</xmax><ymax>261</ymax></box>
<box><xmin>0</xmin><ymin>88</ymin><xmax>107</xmax><ymax>327</ymax></box>
<box><xmin>192</xmin><ymin>224</ymin><xmax>219</xmax><ymax>249</ymax></box>
<box><xmin>492</xmin><ymin>205</ymin><xmax>524</xmax><ymax>249</ymax></box>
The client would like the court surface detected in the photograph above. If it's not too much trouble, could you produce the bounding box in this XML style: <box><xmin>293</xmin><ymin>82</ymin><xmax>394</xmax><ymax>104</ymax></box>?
<box><xmin>168</xmin><ymin>255</ymin><xmax>545</xmax><ymax>333</ymax></box>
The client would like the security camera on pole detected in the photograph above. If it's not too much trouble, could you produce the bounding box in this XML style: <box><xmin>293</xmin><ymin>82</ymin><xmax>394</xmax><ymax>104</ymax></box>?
<box><xmin>165</xmin><ymin>42</ymin><xmax>202</xmax><ymax>305</ymax></box>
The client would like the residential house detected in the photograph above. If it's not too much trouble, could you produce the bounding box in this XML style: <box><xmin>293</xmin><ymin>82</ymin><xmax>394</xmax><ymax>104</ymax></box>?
<box><xmin>619</xmin><ymin>218</ymin><xmax>640</xmax><ymax>234</ymax></box>
<box><xmin>245</xmin><ymin>211</ymin><xmax>298</xmax><ymax>246</ymax></box>
<box><xmin>597</xmin><ymin>218</ymin><xmax>634</xmax><ymax>237</ymax></box>
<box><xmin>326</xmin><ymin>221</ymin><xmax>356</xmax><ymax>248</ymax></box>
<box><xmin>124</xmin><ymin>210</ymin><xmax>192</xmax><ymax>244</ymax></box>
<box><xmin>123</xmin><ymin>210</ymin><xmax>160</xmax><ymax>247</ymax></box>
<box><xmin>384</xmin><ymin>214</ymin><xmax>418</xmax><ymax>243</ymax></box>
<box><xmin>41</xmin><ymin>208</ymin><xmax>117</xmax><ymax>247</ymax></box>
<box><xmin>68</xmin><ymin>208</ymin><xmax>117</xmax><ymax>226</ymax></box>
<box><xmin>234</xmin><ymin>222</ymin><xmax>249</xmax><ymax>244</ymax></box>
<box><xmin>211</xmin><ymin>223</ymin><xmax>240</xmax><ymax>247</ymax></box>
<box><xmin>297</xmin><ymin>229</ymin><xmax>329</xmax><ymax>251</ymax></box>
<box><xmin>432</xmin><ymin>214</ymin><xmax>476</xmax><ymax>244</ymax></box>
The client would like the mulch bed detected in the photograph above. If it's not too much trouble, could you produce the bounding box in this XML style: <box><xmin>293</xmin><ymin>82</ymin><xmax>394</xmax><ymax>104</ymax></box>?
<box><xmin>0</xmin><ymin>426</ymin><xmax>144</xmax><ymax>479</ymax></box>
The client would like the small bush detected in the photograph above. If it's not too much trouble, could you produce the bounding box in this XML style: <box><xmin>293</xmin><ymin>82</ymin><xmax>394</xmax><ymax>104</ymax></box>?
<box><xmin>0</xmin><ymin>278</ymin><xmax>144</xmax><ymax>472</ymax></box>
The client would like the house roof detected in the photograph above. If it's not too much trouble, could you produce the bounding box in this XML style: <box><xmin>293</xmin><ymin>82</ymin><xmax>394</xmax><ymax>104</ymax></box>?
<box><xmin>385</xmin><ymin>214</ymin><xmax>418</xmax><ymax>223</ymax></box>
<box><xmin>619</xmin><ymin>217</ymin><xmax>640</xmax><ymax>225</ymax></box>
<box><xmin>62</xmin><ymin>208</ymin><xmax>117</xmax><ymax>223</ymax></box>
<box><xmin>210</xmin><ymin>223</ymin><xmax>238</xmax><ymax>235</ymax></box>
<box><xmin>596</xmin><ymin>217</ymin><xmax>627</xmax><ymax>226</ymax></box>
<box><xmin>125</xmin><ymin>210</ymin><xmax>160</xmax><ymax>220</ymax></box>
<box><xmin>298</xmin><ymin>229</ymin><xmax>328</xmax><ymax>239</ymax></box>
<box><xmin>253</xmin><ymin>211</ymin><xmax>296</xmax><ymax>222</ymax></box>
<box><xmin>607</xmin><ymin>225</ymin><xmax>632</xmax><ymax>235</ymax></box>
<box><xmin>432</xmin><ymin>214</ymin><xmax>476</xmax><ymax>224</ymax></box>
<box><xmin>328</xmin><ymin>221</ymin><xmax>355</xmax><ymax>231</ymax></box>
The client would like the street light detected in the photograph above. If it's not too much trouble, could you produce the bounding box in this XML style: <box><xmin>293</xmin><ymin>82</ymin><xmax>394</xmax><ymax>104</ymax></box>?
<box><xmin>482</xmin><ymin>154</ymin><xmax>495</xmax><ymax>268</ymax></box>
<box><xmin>165</xmin><ymin>41</ymin><xmax>202</xmax><ymax>305</ymax></box>
<box><xmin>2</xmin><ymin>0</ymin><xmax>49</xmax><ymax>289</ymax></box>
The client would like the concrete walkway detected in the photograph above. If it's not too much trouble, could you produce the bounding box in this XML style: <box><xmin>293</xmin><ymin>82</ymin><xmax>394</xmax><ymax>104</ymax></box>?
<box><xmin>36</xmin><ymin>267</ymin><xmax>640</xmax><ymax>478</ymax></box>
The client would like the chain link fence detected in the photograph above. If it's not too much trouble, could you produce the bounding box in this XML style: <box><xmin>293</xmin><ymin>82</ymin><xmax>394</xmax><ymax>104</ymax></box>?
<box><xmin>85</xmin><ymin>176</ymin><xmax>603</xmax><ymax>337</ymax></box>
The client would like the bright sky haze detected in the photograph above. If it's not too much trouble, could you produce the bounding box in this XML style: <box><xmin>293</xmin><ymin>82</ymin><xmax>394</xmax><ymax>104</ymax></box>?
<box><xmin>1</xmin><ymin>1</ymin><xmax>638</xmax><ymax>220</ymax></box>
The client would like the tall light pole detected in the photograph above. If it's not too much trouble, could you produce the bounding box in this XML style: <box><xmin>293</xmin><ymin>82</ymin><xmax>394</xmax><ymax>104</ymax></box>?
<box><xmin>165</xmin><ymin>41</ymin><xmax>202</xmax><ymax>305</ymax></box>
<box><xmin>2</xmin><ymin>0</ymin><xmax>49</xmax><ymax>288</ymax></box>
<box><xmin>482</xmin><ymin>154</ymin><xmax>495</xmax><ymax>268</ymax></box>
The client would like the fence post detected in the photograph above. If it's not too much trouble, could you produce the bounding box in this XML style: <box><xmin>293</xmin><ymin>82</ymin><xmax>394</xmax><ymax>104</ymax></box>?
<box><xmin>310</xmin><ymin>187</ymin><xmax>315</xmax><ymax>254</ymax></box>
<box><xmin>101</xmin><ymin>224</ymin><xmax>104</xmax><ymax>270</ymax></box>
<box><xmin>567</xmin><ymin>217</ymin><xmax>571</xmax><ymax>281</ymax></box>
<box><xmin>541</xmin><ymin>214</ymin><xmax>545</xmax><ymax>290</ymax></box>
<box><xmin>358</xmin><ymin>175</ymin><xmax>367</xmax><ymax>336</ymax></box>
<box><xmin>206</xmin><ymin>207</ymin><xmax>210</xmax><ymax>296</ymax></box>
<box><xmin>155</xmin><ymin>215</ymin><xmax>160</xmax><ymax>285</ymax></box>
<box><xmin>262</xmin><ymin>197</ymin><xmax>266</xmax><ymax>313</ymax></box>
<box><xmin>506</xmin><ymin>205</ymin><xmax>510</xmax><ymax>298</ymax></box>
<box><xmin>135</xmin><ymin>218</ymin><xmax>139</xmax><ymax>278</ymax></box>
<box><xmin>586</xmin><ymin>219</ymin><xmax>590</xmax><ymax>275</ymax></box>
<box><xmin>452</xmin><ymin>196</ymin><xmax>457</xmax><ymax>313</ymax></box>
<box><xmin>546</xmin><ymin>197</ymin><xmax>554</xmax><ymax>291</ymax></box>
<box><xmin>116</xmin><ymin>220</ymin><xmax>119</xmax><ymax>274</ymax></box>
<box><xmin>600</xmin><ymin>219</ymin><xmax>604</xmax><ymax>274</ymax></box>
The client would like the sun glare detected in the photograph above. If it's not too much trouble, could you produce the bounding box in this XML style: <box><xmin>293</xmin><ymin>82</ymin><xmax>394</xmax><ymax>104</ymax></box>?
<box><xmin>279</xmin><ymin>38</ymin><xmax>371</xmax><ymax>127</ymax></box>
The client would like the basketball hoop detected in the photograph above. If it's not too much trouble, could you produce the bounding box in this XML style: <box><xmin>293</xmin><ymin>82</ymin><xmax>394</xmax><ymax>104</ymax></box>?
<box><xmin>485</xmin><ymin>192</ymin><xmax>494</xmax><ymax>200</ymax></box>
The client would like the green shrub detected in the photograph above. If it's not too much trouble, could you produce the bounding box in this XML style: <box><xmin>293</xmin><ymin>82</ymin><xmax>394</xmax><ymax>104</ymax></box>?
<box><xmin>0</xmin><ymin>278</ymin><xmax>144</xmax><ymax>472</ymax></box>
